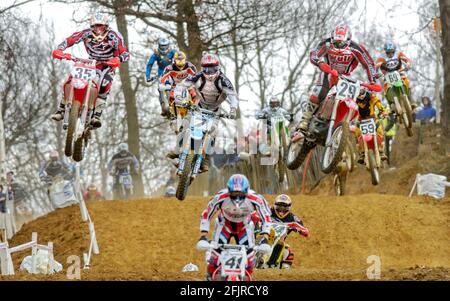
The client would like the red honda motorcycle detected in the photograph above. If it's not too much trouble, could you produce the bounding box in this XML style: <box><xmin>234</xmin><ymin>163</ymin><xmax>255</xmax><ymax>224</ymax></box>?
<box><xmin>54</xmin><ymin>53</ymin><xmax>100</xmax><ymax>162</ymax></box>
<box><xmin>286</xmin><ymin>75</ymin><xmax>382</xmax><ymax>174</ymax></box>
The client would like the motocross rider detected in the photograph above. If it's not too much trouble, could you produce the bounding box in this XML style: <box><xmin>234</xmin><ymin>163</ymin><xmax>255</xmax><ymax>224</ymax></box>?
<box><xmin>83</xmin><ymin>184</ymin><xmax>104</xmax><ymax>202</ymax></box>
<box><xmin>146</xmin><ymin>37</ymin><xmax>177</xmax><ymax>116</ymax></box>
<box><xmin>354</xmin><ymin>89</ymin><xmax>389</xmax><ymax>164</ymax></box>
<box><xmin>39</xmin><ymin>150</ymin><xmax>75</xmax><ymax>185</ymax></box>
<box><xmin>256</xmin><ymin>96</ymin><xmax>293</xmax><ymax>155</ymax></box>
<box><xmin>253</xmin><ymin>194</ymin><xmax>309</xmax><ymax>269</ymax></box>
<box><xmin>107</xmin><ymin>143</ymin><xmax>140</xmax><ymax>196</ymax></box>
<box><xmin>297</xmin><ymin>24</ymin><xmax>377</xmax><ymax>133</ymax></box>
<box><xmin>376</xmin><ymin>41</ymin><xmax>412</xmax><ymax>108</ymax></box>
<box><xmin>159</xmin><ymin>51</ymin><xmax>198</xmax><ymax>118</ymax></box>
<box><xmin>196</xmin><ymin>174</ymin><xmax>272</xmax><ymax>281</ymax></box>
<box><xmin>169</xmin><ymin>53</ymin><xmax>239</xmax><ymax>173</ymax></box>
<box><xmin>51</xmin><ymin>12</ymin><xmax>130</xmax><ymax>129</ymax></box>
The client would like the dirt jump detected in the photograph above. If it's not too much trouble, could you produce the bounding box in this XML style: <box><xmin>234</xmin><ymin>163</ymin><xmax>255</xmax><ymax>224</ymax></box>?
<box><xmin>2</xmin><ymin>192</ymin><xmax>449</xmax><ymax>281</ymax></box>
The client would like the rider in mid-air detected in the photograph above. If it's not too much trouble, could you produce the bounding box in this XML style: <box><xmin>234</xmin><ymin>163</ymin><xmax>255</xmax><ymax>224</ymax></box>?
<box><xmin>297</xmin><ymin>24</ymin><xmax>377</xmax><ymax>133</ymax></box>
<box><xmin>146</xmin><ymin>37</ymin><xmax>177</xmax><ymax>116</ymax></box>
<box><xmin>196</xmin><ymin>174</ymin><xmax>272</xmax><ymax>281</ymax></box>
<box><xmin>159</xmin><ymin>51</ymin><xmax>198</xmax><ymax>118</ymax></box>
<box><xmin>376</xmin><ymin>41</ymin><xmax>413</xmax><ymax>108</ymax></box>
<box><xmin>169</xmin><ymin>53</ymin><xmax>239</xmax><ymax>172</ymax></box>
<box><xmin>51</xmin><ymin>12</ymin><xmax>130</xmax><ymax>129</ymax></box>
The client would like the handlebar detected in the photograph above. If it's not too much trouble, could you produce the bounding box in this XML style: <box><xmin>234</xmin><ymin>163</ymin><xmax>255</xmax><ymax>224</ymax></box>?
<box><xmin>197</xmin><ymin>241</ymin><xmax>264</xmax><ymax>253</ymax></box>
<box><xmin>195</xmin><ymin>107</ymin><xmax>230</xmax><ymax>119</ymax></box>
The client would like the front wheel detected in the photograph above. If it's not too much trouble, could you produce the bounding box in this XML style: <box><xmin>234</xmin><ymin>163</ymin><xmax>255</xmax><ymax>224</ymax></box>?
<box><xmin>73</xmin><ymin>137</ymin><xmax>84</xmax><ymax>162</ymax></box>
<box><xmin>176</xmin><ymin>153</ymin><xmax>195</xmax><ymax>201</ymax></box>
<box><xmin>368</xmin><ymin>150</ymin><xmax>380</xmax><ymax>186</ymax></box>
<box><xmin>286</xmin><ymin>138</ymin><xmax>314</xmax><ymax>170</ymax></box>
<box><xmin>321</xmin><ymin>122</ymin><xmax>349</xmax><ymax>174</ymax></box>
<box><xmin>65</xmin><ymin>101</ymin><xmax>80</xmax><ymax>157</ymax></box>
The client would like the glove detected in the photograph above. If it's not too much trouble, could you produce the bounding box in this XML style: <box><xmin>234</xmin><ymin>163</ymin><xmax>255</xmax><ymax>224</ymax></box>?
<box><xmin>380</xmin><ymin>111</ymin><xmax>389</xmax><ymax>119</ymax></box>
<box><xmin>318</xmin><ymin>62</ymin><xmax>332</xmax><ymax>73</ymax></box>
<box><xmin>52</xmin><ymin>49</ymin><xmax>71</xmax><ymax>60</ymax></box>
<box><xmin>229</xmin><ymin>108</ymin><xmax>237</xmax><ymax>119</ymax></box>
<box><xmin>196</xmin><ymin>236</ymin><xmax>210</xmax><ymax>251</ymax></box>
<box><xmin>300</xmin><ymin>228</ymin><xmax>310</xmax><ymax>237</ymax></box>
<box><xmin>105</xmin><ymin>57</ymin><xmax>121</xmax><ymax>68</ymax></box>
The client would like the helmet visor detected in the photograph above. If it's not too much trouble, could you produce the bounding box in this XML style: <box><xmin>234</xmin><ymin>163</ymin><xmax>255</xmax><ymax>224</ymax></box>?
<box><xmin>274</xmin><ymin>202</ymin><xmax>291</xmax><ymax>214</ymax></box>
<box><xmin>203</xmin><ymin>66</ymin><xmax>219</xmax><ymax>75</ymax></box>
<box><xmin>92</xmin><ymin>25</ymin><xmax>107</xmax><ymax>35</ymax></box>
<box><xmin>159</xmin><ymin>45</ymin><xmax>169</xmax><ymax>53</ymax></box>
<box><xmin>229</xmin><ymin>191</ymin><xmax>246</xmax><ymax>200</ymax></box>
<box><xmin>333</xmin><ymin>40</ymin><xmax>348</xmax><ymax>49</ymax></box>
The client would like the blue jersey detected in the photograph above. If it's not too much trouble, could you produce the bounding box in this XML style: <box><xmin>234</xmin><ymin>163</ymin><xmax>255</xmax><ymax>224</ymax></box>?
<box><xmin>146</xmin><ymin>49</ymin><xmax>176</xmax><ymax>79</ymax></box>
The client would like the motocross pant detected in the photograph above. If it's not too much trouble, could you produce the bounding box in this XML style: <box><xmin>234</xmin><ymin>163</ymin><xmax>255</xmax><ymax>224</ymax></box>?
<box><xmin>206</xmin><ymin>214</ymin><xmax>256</xmax><ymax>280</ymax></box>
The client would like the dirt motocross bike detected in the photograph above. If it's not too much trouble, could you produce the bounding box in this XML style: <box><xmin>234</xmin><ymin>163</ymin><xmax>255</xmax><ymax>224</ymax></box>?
<box><xmin>353</xmin><ymin>117</ymin><xmax>384</xmax><ymax>185</ymax></box>
<box><xmin>255</xmin><ymin>223</ymin><xmax>288</xmax><ymax>269</ymax></box>
<box><xmin>166</xmin><ymin>85</ymin><xmax>196</xmax><ymax>134</ymax></box>
<box><xmin>56</xmin><ymin>54</ymin><xmax>107</xmax><ymax>162</ymax></box>
<box><xmin>257</xmin><ymin>111</ymin><xmax>291</xmax><ymax>183</ymax></box>
<box><xmin>175</xmin><ymin>106</ymin><xmax>230</xmax><ymax>201</ymax></box>
<box><xmin>112</xmin><ymin>168</ymin><xmax>134</xmax><ymax>200</ymax></box>
<box><xmin>286</xmin><ymin>75</ymin><xmax>381</xmax><ymax>175</ymax></box>
<box><xmin>197</xmin><ymin>242</ymin><xmax>266</xmax><ymax>281</ymax></box>
<box><xmin>382</xmin><ymin>69</ymin><xmax>413</xmax><ymax>137</ymax></box>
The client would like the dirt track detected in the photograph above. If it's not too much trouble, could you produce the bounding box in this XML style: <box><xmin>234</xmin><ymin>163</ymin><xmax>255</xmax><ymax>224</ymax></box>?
<box><xmin>2</xmin><ymin>193</ymin><xmax>450</xmax><ymax>281</ymax></box>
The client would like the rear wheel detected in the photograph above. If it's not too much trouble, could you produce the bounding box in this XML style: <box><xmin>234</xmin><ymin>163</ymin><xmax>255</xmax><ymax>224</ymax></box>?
<box><xmin>176</xmin><ymin>153</ymin><xmax>195</xmax><ymax>201</ymax></box>
<box><xmin>286</xmin><ymin>138</ymin><xmax>314</xmax><ymax>170</ymax></box>
<box><xmin>321</xmin><ymin>122</ymin><xmax>349</xmax><ymax>174</ymax></box>
<box><xmin>401</xmin><ymin>94</ymin><xmax>414</xmax><ymax>137</ymax></box>
<box><xmin>65</xmin><ymin>101</ymin><xmax>80</xmax><ymax>157</ymax></box>
<box><xmin>368</xmin><ymin>150</ymin><xmax>380</xmax><ymax>186</ymax></box>
<box><xmin>333</xmin><ymin>174</ymin><xmax>346</xmax><ymax>196</ymax></box>
<box><xmin>73</xmin><ymin>137</ymin><xmax>84</xmax><ymax>162</ymax></box>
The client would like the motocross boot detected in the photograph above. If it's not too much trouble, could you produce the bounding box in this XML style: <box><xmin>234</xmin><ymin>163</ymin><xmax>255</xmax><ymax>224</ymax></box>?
<box><xmin>51</xmin><ymin>102</ymin><xmax>65</xmax><ymax>121</ymax></box>
<box><xmin>297</xmin><ymin>102</ymin><xmax>318</xmax><ymax>133</ymax></box>
<box><xmin>90</xmin><ymin>98</ymin><xmax>106</xmax><ymax>129</ymax></box>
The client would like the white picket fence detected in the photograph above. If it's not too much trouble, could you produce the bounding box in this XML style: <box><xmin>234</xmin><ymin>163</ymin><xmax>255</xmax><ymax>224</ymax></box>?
<box><xmin>0</xmin><ymin>232</ymin><xmax>54</xmax><ymax>276</ymax></box>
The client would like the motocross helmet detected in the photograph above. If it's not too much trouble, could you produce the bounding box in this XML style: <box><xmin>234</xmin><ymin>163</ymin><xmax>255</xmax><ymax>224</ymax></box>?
<box><xmin>201</xmin><ymin>53</ymin><xmax>220</xmax><ymax>81</ymax></box>
<box><xmin>174</xmin><ymin>51</ymin><xmax>187</xmax><ymax>70</ymax></box>
<box><xmin>118</xmin><ymin>143</ymin><xmax>128</xmax><ymax>154</ymax></box>
<box><xmin>158</xmin><ymin>37</ymin><xmax>170</xmax><ymax>55</ymax></box>
<box><xmin>88</xmin><ymin>184</ymin><xmax>97</xmax><ymax>192</ymax></box>
<box><xmin>331</xmin><ymin>24</ymin><xmax>352</xmax><ymax>50</ymax></box>
<box><xmin>49</xmin><ymin>150</ymin><xmax>59</xmax><ymax>161</ymax></box>
<box><xmin>227</xmin><ymin>174</ymin><xmax>250</xmax><ymax>201</ymax></box>
<box><xmin>384</xmin><ymin>41</ymin><xmax>396</xmax><ymax>58</ymax></box>
<box><xmin>269</xmin><ymin>96</ymin><xmax>280</xmax><ymax>109</ymax></box>
<box><xmin>90</xmin><ymin>12</ymin><xmax>110</xmax><ymax>43</ymax></box>
<box><xmin>274</xmin><ymin>194</ymin><xmax>292</xmax><ymax>219</ymax></box>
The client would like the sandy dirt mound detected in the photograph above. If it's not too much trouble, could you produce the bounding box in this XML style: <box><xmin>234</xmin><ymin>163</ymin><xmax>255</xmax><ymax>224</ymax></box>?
<box><xmin>2</xmin><ymin>193</ymin><xmax>449</xmax><ymax>281</ymax></box>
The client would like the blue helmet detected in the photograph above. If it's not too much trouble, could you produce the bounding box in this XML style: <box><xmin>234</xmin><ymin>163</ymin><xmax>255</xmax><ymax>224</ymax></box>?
<box><xmin>384</xmin><ymin>41</ymin><xmax>396</xmax><ymax>54</ymax></box>
<box><xmin>227</xmin><ymin>174</ymin><xmax>250</xmax><ymax>200</ymax></box>
<box><xmin>158</xmin><ymin>37</ymin><xmax>170</xmax><ymax>55</ymax></box>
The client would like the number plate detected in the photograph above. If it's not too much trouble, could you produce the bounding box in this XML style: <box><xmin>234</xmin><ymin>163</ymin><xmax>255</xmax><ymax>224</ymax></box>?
<box><xmin>360</xmin><ymin>119</ymin><xmax>377</xmax><ymax>135</ymax></box>
<box><xmin>385</xmin><ymin>71</ymin><xmax>401</xmax><ymax>85</ymax></box>
<box><xmin>221</xmin><ymin>251</ymin><xmax>244</xmax><ymax>275</ymax></box>
<box><xmin>72</xmin><ymin>64</ymin><xmax>97</xmax><ymax>81</ymax></box>
<box><xmin>335</xmin><ymin>79</ymin><xmax>360</xmax><ymax>101</ymax></box>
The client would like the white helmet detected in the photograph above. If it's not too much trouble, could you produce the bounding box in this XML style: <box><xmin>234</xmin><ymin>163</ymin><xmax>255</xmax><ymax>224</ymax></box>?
<box><xmin>89</xmin><ymin>12</ymin><xmax>110</xmax><ymax>42</ymax></box>
<box><xmin>269</xmin><ymin>95</ymin><xmax>280</xmax><ymax>109</ymax></box>
<box><xmin>118</xmin><ymin>143</ymin><xmax>128</xmax><ymax>153</ymax></box>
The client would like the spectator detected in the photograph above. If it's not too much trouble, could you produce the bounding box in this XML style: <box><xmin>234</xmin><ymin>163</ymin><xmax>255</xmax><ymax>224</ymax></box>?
<box><xmin>414</xmin><ymin>96</ymin><xmax>436</xmax><ymax>124</ymax></box>
<box><xmin>0</xmin><ymin>185</ymin><xmax>6</xmax><ymax>213</ymax></box>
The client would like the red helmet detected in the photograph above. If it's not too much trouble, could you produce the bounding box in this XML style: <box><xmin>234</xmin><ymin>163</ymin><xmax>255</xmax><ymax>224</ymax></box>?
<box><xmin>201</xmin><ymin>53</ymin><xmax>220</xmax><ymax>81</ymax></box>
<box><xmin>331</xmin><ymin>24</ymin><xmax>352</xmax><ymax>50</ymax></box>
